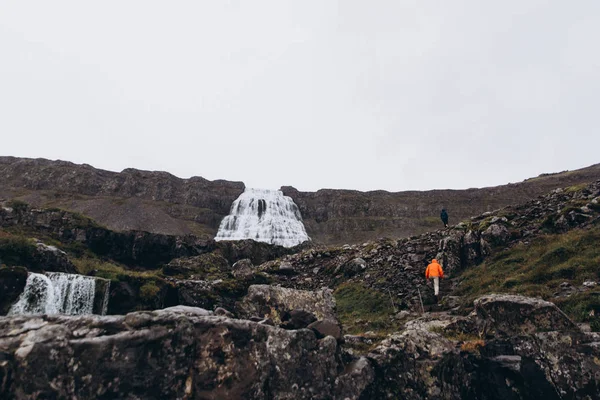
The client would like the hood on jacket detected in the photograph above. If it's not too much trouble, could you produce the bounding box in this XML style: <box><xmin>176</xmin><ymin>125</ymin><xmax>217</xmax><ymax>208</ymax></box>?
<box><xmin>432</xmin><ymin>259</ymin><xmax>438</xmax><ymax>264</ymax></box>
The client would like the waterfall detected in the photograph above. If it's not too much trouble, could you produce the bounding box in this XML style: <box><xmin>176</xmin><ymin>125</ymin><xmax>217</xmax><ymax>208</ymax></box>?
<box><xmin>215</xmin><ymin>188</ymin><xmax>310</xmax><ymax>247</ymax></box>
<box><xmin>8</xmin><ymin>272</ymin><xmax>108</xmax><ymax>316</ymax></box>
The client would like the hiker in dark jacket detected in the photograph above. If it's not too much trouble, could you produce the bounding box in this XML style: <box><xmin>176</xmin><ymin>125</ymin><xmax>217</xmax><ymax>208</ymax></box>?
<box><xmin>440</xmin><ymin>209</ymin><xmax>449</xmax><ymax>228</ymax></box>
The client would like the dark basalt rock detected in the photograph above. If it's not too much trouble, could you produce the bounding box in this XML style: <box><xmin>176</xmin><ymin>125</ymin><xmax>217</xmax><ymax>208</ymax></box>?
<box><xmin>308</xmin><ymin>319</ymin><xmax>343</xmax><ymax>341</ymax></box>
<box><xmin>0</xmin><ymin>308</ymin><xmax>374</xmax><ymax>399</ymax></box>
<box><xmin>0</xmin><ymin>266</ymin><xmax>28</xmax><ymax>315</ymax></box>
<box><xmin>281</xmin><ymin>309</ymin><xmax>317</xmax><ymax>330</ymax></box>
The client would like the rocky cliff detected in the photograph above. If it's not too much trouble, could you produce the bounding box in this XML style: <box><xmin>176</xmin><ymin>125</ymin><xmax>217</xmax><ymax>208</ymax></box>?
<box><xmin>2</xmin><ymin>156</ymin><xmax>600</xmax><ymax>244</ymax></box>
<box><xmin>0</xmin><ymin>156</ymin><xmax>245</xmax><ymax>239</ymax></box>
<box><xmin>282</xmin><ymin>163</ymin><xmax>600</xmax><ymax>244</ymax></box>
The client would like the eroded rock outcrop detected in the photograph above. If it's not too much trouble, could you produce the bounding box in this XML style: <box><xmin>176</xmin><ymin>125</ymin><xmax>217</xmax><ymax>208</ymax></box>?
<box><xmin>474</xmin><ymin>294</ymin><xmax>578</xmax><ymax>337</ymax></box>
<box><xmin>0</xmin><ymin>307</ymin><xmax>373</xmax><ymax>399</ymax></box>
<box><xmin>238</xmin><ymin>285</ymin><xmax>338</xmax><ymax>324</ymax></box>
<box><xmin>362</xmin><ymin>294</ymin><xmax>600</xmax><ymax>400</ymax></box>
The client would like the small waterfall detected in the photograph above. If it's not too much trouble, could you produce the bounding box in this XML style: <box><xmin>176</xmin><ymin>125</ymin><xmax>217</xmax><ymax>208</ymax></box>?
<box><xmin>8</xmin><ymin>273</ymin><xmax>59</xmax><ymax>315</ymax></box>
<box><xmin>9</xmin><ymin>272</ymin><xmax>108</xmax><ymax>316</ymax></box>
<box><xmin>215</xmin><ymin>188</ymin><xmax>310</xmax><ymax>247</ymax></box>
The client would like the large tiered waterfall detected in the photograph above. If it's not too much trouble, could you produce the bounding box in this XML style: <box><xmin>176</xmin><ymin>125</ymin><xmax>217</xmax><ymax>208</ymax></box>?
<box><xmin>9</xmin><ymin>272</ymin><xmax>110</xmax><ymax>316</ymax></box>
<box><xmin>215</xmin><ymin>188</ymin><xmax>310</xmax><ymax>247</ymax></box>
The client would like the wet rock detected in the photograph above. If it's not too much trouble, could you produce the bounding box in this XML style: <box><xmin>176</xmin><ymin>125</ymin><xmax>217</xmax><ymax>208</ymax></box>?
<box><xmin>0</xmin><ymin>266</ymin><xmax>28</xmax><ymax>315</ymax></box>
<box><xmin>474</xmin><ymin>294</ymin><xmax>578</xmax><ymax>337</ymax></box>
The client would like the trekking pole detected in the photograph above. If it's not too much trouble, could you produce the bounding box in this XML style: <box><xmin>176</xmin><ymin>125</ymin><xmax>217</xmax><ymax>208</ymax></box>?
<box><xmin>417</xmin><ymin>287</ymin><xmax>425</xmax><ymax>315</ymax></box>
<box><xmin>387</xmin><ymin>288</ymin><xmax>397</xmax><ymax>313</ymax></box>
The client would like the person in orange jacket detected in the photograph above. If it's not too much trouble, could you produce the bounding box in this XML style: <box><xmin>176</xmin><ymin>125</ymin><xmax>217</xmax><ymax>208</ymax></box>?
<box><xmin>425</xmin><ymin>259</ymin><xmax>444</xmax><ymax>303</ymax></box>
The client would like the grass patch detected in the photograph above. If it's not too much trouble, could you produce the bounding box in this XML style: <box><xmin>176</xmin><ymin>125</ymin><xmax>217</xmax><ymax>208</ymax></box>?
<box><xmin>334</xmin><ymin>282</ymin><xmax>397</xmax><ymax>334</ymax></box>
<box><xmin>72</xmin><ymin>257</ymin><xmax>162</xmax><ymax>281</ymax></box>
<box><xmin>139</xmin><ymin>282</ymin><xmax>161</xmax><ymax>302</ymax></box>
<box><xmin>565</xmin><ymin>183</ymin><xmax>588</xmax><ymax>193</ymax></box>
<box><xmin>455</xmin><ymin>225</ymin><xmax>600</xmax><ymax>323</ymax></box>
<box><xmin>0</xmin><ymin>233</ymin><xmax>36</xmax><ymax>267</ymax></box>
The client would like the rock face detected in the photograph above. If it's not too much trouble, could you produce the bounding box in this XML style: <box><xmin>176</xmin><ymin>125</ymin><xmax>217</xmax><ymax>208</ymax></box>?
<box><xmin>0</xmin><ymin>156</ymin><xmax>245</xmax><ymax>238</ymax></box>
<box><xmin>362</xmin><ymin>295</ymin><xmax>600</xmax><ymax>400</ymax></box>
<box><xmin>0</xmin><ymin>205</ymin><xmax>212</xmax><ymax>268</ymax></box>
<box><xmin>263</xmin><ymin>180</ymin><xmax>600</xmax><ymax>312</ymax></box>
<box><xmin>2</xmin><ymin>157</ymin><xmax>600</xmax><ymax>245</ymax></box>
<box><xmin>474</xmin><ymin>294</ymin><xmax>578</xmax><ymax>336</ymax></box>
<box><xmin>0</xmin><ymin>267</ymin><xmax>28</xmax><ymax>315</ymax></box>
<box><xmin>281</xmin><ymin>163</ymin><xmax>600</xmax><ymax>244</ymax></box>
<box><xmin>238</xmin><ymin>285</ymin><xmax>338</xmax><ymax>324</ymax></box>
<box><xmin>30</xmin><ymin>241</ymin><xmax>78</xmax><ymax>273</ymax></box>
<box><xmin>0</xmin><ymin>308</ymin><xmax>373</xmax><ymax>400</ymax></box>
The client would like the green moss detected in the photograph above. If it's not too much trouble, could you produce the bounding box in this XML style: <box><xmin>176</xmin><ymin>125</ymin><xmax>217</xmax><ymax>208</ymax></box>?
<box><xmin>456</xmin><ymin>225</ymin><xmax>600</xmax><ymax>323</ymax></box>
<box><xmin>72</xmin><ymin>257</ymin><xmax>162</xmax><ymax>281</ymax></box>
<box><xmin>0</xmin><ymin>233</ymin><xmax>36</xmax><ymax>267</ymax></box>
<box><xmin>564</xmin><ymin>183</ymin><xmax>587</xmax><ymax>193</ymax></box>
<box><xmin>139</xmin><ymin>282</ymin><xmax>161</xmax><ymax>302</ymax></box>
<box><xmin>334</xmin><ymin>282</ymin><xmax>397</xmax><ymax>334</ymax></box>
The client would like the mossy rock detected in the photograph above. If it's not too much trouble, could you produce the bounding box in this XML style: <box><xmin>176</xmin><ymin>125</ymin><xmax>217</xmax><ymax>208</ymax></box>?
<box><xmin>163</xmin><ymin>253</ymin><xmax>230</xmax><ymax>279</ymax></box>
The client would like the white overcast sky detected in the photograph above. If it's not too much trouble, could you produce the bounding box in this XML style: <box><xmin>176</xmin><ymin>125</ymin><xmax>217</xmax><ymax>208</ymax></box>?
<box><xmin>1</xmin><ymin>1</ymin><xmax>599</xmax><ymax>192</ymax></box>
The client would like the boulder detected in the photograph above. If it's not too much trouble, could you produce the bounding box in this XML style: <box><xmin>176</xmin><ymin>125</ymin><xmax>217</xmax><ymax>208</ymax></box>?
<box><xmin>362</xmin><ymin>305</ymin><xmax>600</xmax><ymax>400</ymax></box>
<box><xmin>308</xmin><ymin>319</ymin><xmax>342</xmax><ymax>341</ymax></box>
<box><xmin>363</xmin><ymin>326</ymin><xmax>455</xmax><ymax>399</ymax></box>
<box><xmin>0</xmin><ymin>266</ymin><xmax>28</xmax><ymax>315</ymax></box>
<box><xmin>231</xmin><ymin>258</ymin><xmax>254</xmax><ymax>279</ymax></box>
<box><xmin>238</xmin><ymin>285</ymin><xmax>338</xmax><ymax>325</ymax></box>
<box><xmin>474</xmin><ymin>294</ymin><xmax>578</xmax><ymax>337</ymax></box>
<box><xmin>340</xmin><ymin>258</ymin><xmax>367</xmax><ymax>277</ymax></box>
<box><xmin>31</xmin><ymin>241</ymin><xmax>78</xmax><ymax>273</ymax></box>
<box><xmin>0</xmin><ymin>310</ymin><xmax>373</xmax><ymax>399</ymax></box>
<box><xmin>278</xmin><ymin>261</ymin><xmax>296</xmax><ymax>275</ymax></box>
<box><xmin>481</xmin><ymin>223</ymin><xmax>510</xmax><ymax>246</ymax></box>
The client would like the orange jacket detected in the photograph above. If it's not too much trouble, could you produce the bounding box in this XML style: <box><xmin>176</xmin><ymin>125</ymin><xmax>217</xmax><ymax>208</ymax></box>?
<box><xmin>425</xmin><ymin>259</ymin><xmax>444</xmax><ymax>279</ymax></box>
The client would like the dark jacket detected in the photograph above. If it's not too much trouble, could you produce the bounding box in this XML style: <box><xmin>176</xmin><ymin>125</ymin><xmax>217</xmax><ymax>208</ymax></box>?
<box><xmin>440</xmin><ymin>209</ymin><xmax>448</xmax><ymax>222</ymax></box>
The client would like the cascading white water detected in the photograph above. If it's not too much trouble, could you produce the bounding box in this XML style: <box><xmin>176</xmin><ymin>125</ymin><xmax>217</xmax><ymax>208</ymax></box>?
<box><xmin>9</xmin><ymin>272</ymin><xmax>100</xmax><ymax>316</ymax></box>
<box><xmin>8</xmin><ymin>273</ymin><xmax>59</xmax><ymax>315</ymax></box>
<box><xmin>215</xmin><ymin>188</ymin><xmax>310</xmax><ymax>247</ymax></box>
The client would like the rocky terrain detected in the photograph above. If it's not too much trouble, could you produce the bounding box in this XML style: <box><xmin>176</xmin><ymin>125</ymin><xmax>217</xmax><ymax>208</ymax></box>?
<box><xmin>2</xmin><ymin>156</ymin><xmax>600</xmax><ymax>244</ymax></box>
<box><xmin>1</xmin><ymin>160</ymin><xmax>600</xmax><ymax>398</ymax></box>
<box><xmin>0</xmin><ymin>156</ymin><xmax>245</xmax><ymax>239</ymax></box>
<box><xmin>1</xmin><ymin>292</ymin><xmax>598</xmax><ymax>399</ymax></box>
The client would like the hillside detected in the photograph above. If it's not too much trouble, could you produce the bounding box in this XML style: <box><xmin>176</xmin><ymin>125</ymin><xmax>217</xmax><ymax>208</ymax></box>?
<box><xmin>1</xmin><ymin>175</ymin><xmax>599</xmax><ymax>398</ymax></box>
<box><xmin>2</xmin><ymin>156</ymin><xmax>600</xmax><ymax>245</ymax></box>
